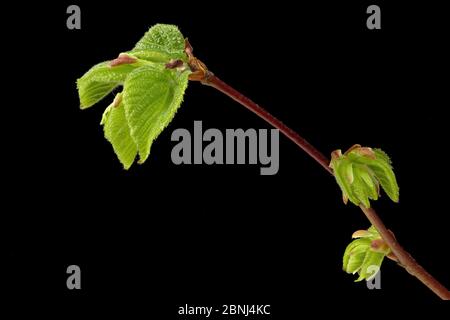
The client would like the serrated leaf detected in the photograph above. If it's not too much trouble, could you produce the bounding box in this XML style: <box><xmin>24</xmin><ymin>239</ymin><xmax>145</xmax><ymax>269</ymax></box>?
<box><xmin>77</xmin><ymin>62</ymin><xmax>138</xmax><ymax>109</ymax></box>
<box><xmin>79</xmin><ymin>24</ymin><xmax>191</xmax><ymax>168</ymax></box>
<box><xmin>132</xmin><ymin>24</ymin><xmax>187</xmax><ymax>61</ymax></box>
<box><xmin>352</xmin><ymin>173</ymin><xmax>371</xmax><ymax>208</ymax></box>
<box><xmin>368</xmin><ymin>161</ymin><xmax>399</xmax><ymax>203</ymax></box>
<box><xmin>101</xmin><ymin>93</ymin><xmax>137</xmax><ymax>169</ymax></box>
<box><xmin>357</xmin><ymin>166</ymin><xmax>379</xmax><ymax>201</ymax></box>
<box><xmin>123</xmin><ymin>64</ymin><xmax>190</xmax><ymax>164</ymax></box>
<box><xmin>336</xmin><ymin>147</ymin><xmax>399</xmax><ymax>206</ymax></box>
<box><xmin>373</xmin><ymin>148</ymin><xmax>392</xmax><ymax>164</ymax></box>
<box><xmin>348</xmin><ymin>149</ymin><xmax>399</xmax><ymax>202</ymax></box>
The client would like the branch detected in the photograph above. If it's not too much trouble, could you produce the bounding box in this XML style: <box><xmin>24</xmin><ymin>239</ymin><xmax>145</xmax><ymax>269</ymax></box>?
<box><xmin>188</xmin><ymin>55</ymin><xmax>449</xmax><ymax>299</ymax></box>
<box><xmin>360</xmin><ymin>206</ymin><xmax>449</xmax><ymax>299</ymax></box>
<box><xmin>205</xmin><ymin>76</ymin><xmax>332</xmax><ymax>173</ymax></box>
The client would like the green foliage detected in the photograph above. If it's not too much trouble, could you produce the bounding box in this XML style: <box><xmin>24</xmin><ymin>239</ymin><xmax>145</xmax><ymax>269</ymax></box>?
<box><xmin>101</xmin><ymin>93</ymin><xmax>137</xmax><ymax>169</ymax></box>
<box><xmin>343</xmin><ymin>238</ymin><xmax>371</xmax><ymax>274</ymax></box>
<box><xmin>132</xmin><ymin>24</ymin><xmax>186</xmax><ymax>61</ymax></box>
<box><xmin>77</xmin><ymin>24</ymin><xmax>190</xmax><ymax>169</ymax></box>
<box><xmin>77</xmin><ymin>62</ymin><xmax>138</xmax><ymax>109</ymax></box>
<box><xmin>343</xmin><ymin>226</ymin><xmax>390</xmax><ymax>282</ymax></box>
<box><xmin>123</xmin><ymin>64</ymin><xmax>189</xmax><ymax>163</ymax></box>
<box><xmin>330</xmin><ymin>145</ymin><xmax>399</xmax><ymax>208</ymax></box>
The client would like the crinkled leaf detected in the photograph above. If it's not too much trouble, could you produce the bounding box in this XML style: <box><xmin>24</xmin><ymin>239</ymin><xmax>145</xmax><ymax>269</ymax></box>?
<box><xmin>356</xmin><ymin>166</ymin><xmax>379</xmax><ymax>201</ymax></box>
<box><xmin>346</xmin><ymin>248</ymin><xmax>368</xmax><ymax>275</ymax></box>
<box><xmin>77</xmin><ymin>62</ymin><xmax>138</xmax><ymax>109</ymax></box>
<box><xmin>356</xmin><ymin>250</ymin><xmax>385</xmax><ymax>282</ymax></box>
<box><xmin>132</xmin><ymin>24</ymin><xmax>187</xmax><ymax>61</ymax></box>
<box><xmin>343</xmin><ymin>238</ymin><xmax>371</xmax><ymax>274</ymax></box>
<box><xmin>374</xmin><ymin>148</ymin><xmax>392</xmax><ymax>164</ymax></box>
<box><xmin>344</xmin><ymin>226</ymin><xmax>389</xmax><ymax>282</ymax></box>
<box><xmin>333</xmin><ymin>147</ymin><xmax>399</xmax><ymax>207</ymax></box>
<box><xmin>123</xmin><ymin>64</ymin><xmax>190</xmax><ymax>164</ymax></box>
<box><xmin>347</xmin><ymin>149</ymin><xmax>399</xmax><ymax>203</ymax></box>
<box><xmin>332</xmin><ymin>158</ymin><xmax>359</xmax><ymax>205</ymax></box>
<box><xmin>351</xmin><ymin>165</ymin><xmax>379</xmax><ymax>207</ymax></box>
<box><xmin>368</xmin><ymin>161</ymin><xmax>399</xmax><ymax>203</ymax></box>
<box><xmin>352</xmin><ymin>172</ymin><xmax>371</xmax><ymax>208</ymax></box>
<box><xmin>101</xmin><ymin>93</ymin><xmax>137</xmax><ymax>169</ymax></box>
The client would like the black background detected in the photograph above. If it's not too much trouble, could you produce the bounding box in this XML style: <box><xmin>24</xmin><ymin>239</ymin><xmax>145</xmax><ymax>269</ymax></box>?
<box><xmin>4</xmin><ymin>0</ymin><xmax>449</xmax><ymax>314</ymax></box>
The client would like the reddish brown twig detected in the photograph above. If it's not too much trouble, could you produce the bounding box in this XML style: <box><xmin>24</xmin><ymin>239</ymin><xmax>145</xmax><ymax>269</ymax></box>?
<box><xmin>186</xmin><ymin>40</ymin><xmax>450</xmax><ymax>300</ymax></box>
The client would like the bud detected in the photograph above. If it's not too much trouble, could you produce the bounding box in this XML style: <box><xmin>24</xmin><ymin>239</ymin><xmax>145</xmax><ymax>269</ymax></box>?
<box><xmin>330</xmin><ymin>144</ymin><xmax>399</xmax><ymax>208</ymax></box>
<box><xmin>109</xmin><ymin>53</ymin><xmax>138</xmax><ymax>67</ymax></box>
<box><xmin>343</xmin><ymin>226</ymin><xmax>392</xmax><ymax>281</ymax></box>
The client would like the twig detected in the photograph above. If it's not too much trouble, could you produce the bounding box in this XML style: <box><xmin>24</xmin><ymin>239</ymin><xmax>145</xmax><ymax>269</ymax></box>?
<box><xmin>187</xmin><ymin>45</ymin><xmax>450</xmax><ymax>299</ymax></box>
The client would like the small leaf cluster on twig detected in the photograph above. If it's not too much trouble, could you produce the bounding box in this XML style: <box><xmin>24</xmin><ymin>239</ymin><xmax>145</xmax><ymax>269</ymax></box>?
<box><xmin>77</xmin><ymin>24</ymin><xmax>191</xmax><ymax>169</ymax></box>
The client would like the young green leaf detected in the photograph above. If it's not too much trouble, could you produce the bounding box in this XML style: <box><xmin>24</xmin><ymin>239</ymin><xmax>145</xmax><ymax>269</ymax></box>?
<box><xmin>343</xmin><ymin>225</ymin><xmax>391</xmax><ymax>282</ymax></box>
<box><xmin>356</xmin><ymin>165</ymin><xmax>379</xmax><ymax>201</ymax></box>
<box><xmin>132</xmin><ymin>24</ymin><xmax>187</xmax><ymax>62</ymax></box>
<box><xmin>331</xmin><ymin>145</ymin><xmax>399</xmax><ymax>207</ymax></box>
<box><xmin>77</xmin><ymin>62</ymin><xmax>139</xmax><ymax>109</ymax></box>
<box><xmin>127</xmin><ymin>50</ymin><xmax>179</xmax><ymax>63</ymax></box>
<box><xmin>78</xmin><ymin>24</ymin><xmax>191</xmax><ymax>168</ymax></box>
<box><xmin>343</xmin><ymin>238</ymin><xmax>371</xmax><ymax>274</ymax></box>
<box><xmin>330</xmin><ymin>152</ymin><xmax>359</xmax><ymax>205</ymax></box>
<box><xmin>355</xmin><ymin>251</ymin><xmax>385</xmax><ymax>282</ymax></box>
<box><xmin>123</xmin><ymin>64</ymin><xmax>190</xmax><ymax>163</ymax></box>
<box><xmin>373</xmin><ymin>148</ymin><xmax>392</xmax><ymax>165</ymax></box>
<box><xmin>348</xmin><ymin>149</ymin><xmax>399</xmax><ymax>203</ymax></box>
<box><xmin>351</xmin><ymin>172</ymin><xmax>371</xmax><ymax>208</ymax></box>
<box><xmin>101</xmin><ymin>93</ymin><xmax>137</xmax><ymax>169</ymax></box>
<box><xmin>366</xmin><ymin>161</ymin><xmax>399</xmax><ymax>203</ymax></box>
